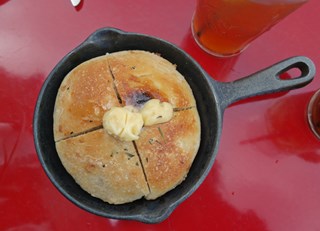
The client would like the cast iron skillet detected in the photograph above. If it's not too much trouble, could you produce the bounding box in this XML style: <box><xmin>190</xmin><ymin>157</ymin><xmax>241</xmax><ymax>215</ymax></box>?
<box><xmin>33</xmin><ymin>28</ymin><xmax>316</xmax><ymax>223</ymax></box>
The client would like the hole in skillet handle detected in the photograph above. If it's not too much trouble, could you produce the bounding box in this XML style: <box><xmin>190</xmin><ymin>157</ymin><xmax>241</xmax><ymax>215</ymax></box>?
<box><xmin>214</xmin><ymin>56</ymin><xmax>316</xmax><ymax>110</ymax></box>
<box><xmin>253</xmin><ymin>56</ymin><xmax>316</xmax><ymax>92</ymax></box>
<box><xmin>277</xmin><ymin>60</ymin><xmax>311</xmax><ymax>80</ymax></box>
<box><xmin>278</xmin><ymin>67</ymin><xmax>302</xmax><ymax>80</ymax></box>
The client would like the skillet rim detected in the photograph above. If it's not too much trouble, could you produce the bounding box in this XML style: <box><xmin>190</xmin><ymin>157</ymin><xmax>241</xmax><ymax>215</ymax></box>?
<box><xmin>33</xmin><ymin>27</ymin><xmax>223</xmax><ymax>223</ymax></box>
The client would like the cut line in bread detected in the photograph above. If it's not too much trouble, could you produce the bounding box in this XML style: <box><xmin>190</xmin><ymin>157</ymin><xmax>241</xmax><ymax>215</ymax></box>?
<box><xmin>132</xmin><ymin>141</ymin><xmax>151</xmax><ymax>193</ymax></box>
<box><xmin>107</xmin><ymin>63</ymin><xmax>123</xmax><ymax>105</ymax></box>
<box><xmin>55</xmin><ymin>125</ymin><xmax>103</xmax><ymax>142</ymax></box>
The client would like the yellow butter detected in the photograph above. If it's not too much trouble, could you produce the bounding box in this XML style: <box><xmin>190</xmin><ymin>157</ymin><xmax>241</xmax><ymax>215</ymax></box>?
<box><xmin>141</xmin><ymin>99</ymin><xmax>173</xmax><ymax>126</ymax></box>
<box><xmin>103</xmin><ymin>107</ymin><xmax>143</xmax><ymax>141</ymax></box>
<box><xmin>103</xmin><ymin>99</ymin><xmax>173</xmax><ymax>141</ymax></box>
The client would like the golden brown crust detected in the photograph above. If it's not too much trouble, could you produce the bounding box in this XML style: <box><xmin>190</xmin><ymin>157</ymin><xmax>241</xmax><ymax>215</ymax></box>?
<box><xmin>55</xmin><ymin>129</ymin><xmax>149</xmax><ymax>204</ymax></box>
<box><xmin>106</xmin><ymin>50</ymin><xmax>196</xmax><ymax>108</ymax></box>
<box><xmin>135</xmin><ymin>108</ymin><xmax>200</xmax><ymax>199</ymax></box>
<box><xmin>53</xmin><ymin>55</ymin><xmax>120</xmax><ymax>141</ymax></box>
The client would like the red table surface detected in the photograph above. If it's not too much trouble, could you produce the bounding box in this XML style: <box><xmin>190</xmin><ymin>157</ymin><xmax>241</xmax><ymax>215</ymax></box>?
<box><xmin>1</xmin><ymin>0</ymin><xmax>320</xmax><ymax>230</ymax></box>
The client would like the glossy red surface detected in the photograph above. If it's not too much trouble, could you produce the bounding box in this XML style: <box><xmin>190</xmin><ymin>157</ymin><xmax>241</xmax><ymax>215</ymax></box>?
<box><xmin>1</xmin><ymin>0</ymin><xmax>319</xmax><ymax>230</ymax></box>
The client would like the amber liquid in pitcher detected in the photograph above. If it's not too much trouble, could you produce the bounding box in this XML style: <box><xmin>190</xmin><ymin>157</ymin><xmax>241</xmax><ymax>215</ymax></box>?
<box><xmin>192</xmin><ymin>0</ymin><xmax>306</xmax><ymax>57</ymax></box>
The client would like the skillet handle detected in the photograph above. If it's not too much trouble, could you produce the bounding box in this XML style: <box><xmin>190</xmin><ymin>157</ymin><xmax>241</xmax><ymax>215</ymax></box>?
<box><xmin>215</xmin><ymin>56</ymin><xmax>316</xmax><ymax>110</ymax></box>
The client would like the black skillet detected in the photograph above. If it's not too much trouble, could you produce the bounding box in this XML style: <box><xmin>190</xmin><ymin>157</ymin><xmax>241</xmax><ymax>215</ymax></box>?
<box><xmin>33</xmin><ymin>28</ymin><xmax>316</xmax><ymax>223</ymax></box>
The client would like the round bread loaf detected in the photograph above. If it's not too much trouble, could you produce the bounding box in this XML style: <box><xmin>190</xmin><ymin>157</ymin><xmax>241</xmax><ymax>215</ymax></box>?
<box><xmin>53</xmin><ymin>50</ymin><xmax>201</xmax><ymax>204</ymax></box>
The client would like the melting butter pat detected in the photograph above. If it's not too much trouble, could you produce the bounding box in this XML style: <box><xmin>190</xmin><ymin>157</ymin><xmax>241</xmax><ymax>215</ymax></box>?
<box><xmin>103</xmin><ymin>106</ymin><xmax>143</xmax><ymax>141</ymax></box>
<box><xmin>141</xmin><ymin>99</ymin><xmax>173</xmax><ymax>126</ymax></box>
<box><xmin>103</xmin><ymin>100</ymin><xmax>173</xmax><ymax>141</ymax></box>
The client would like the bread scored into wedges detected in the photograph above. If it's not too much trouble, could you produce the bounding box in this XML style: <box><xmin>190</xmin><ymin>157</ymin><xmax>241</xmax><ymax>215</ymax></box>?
<box><xmin>53</xmin><ymin>50</ymin><xmax>201</xmax><ymax>204</ymax></box>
